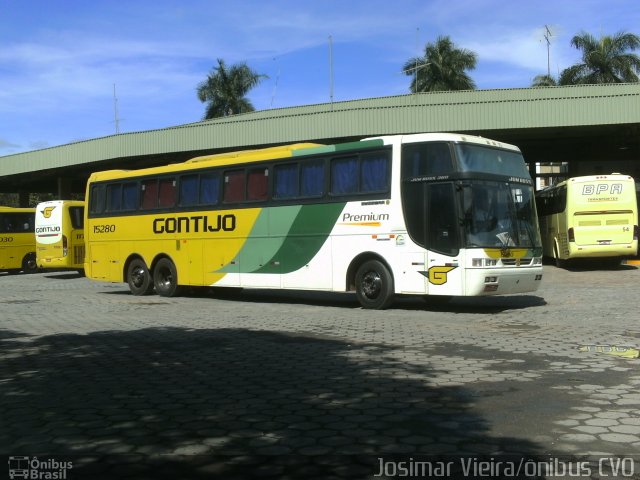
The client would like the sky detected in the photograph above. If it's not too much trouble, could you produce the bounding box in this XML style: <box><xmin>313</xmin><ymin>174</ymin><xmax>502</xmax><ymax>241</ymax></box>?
<box><xmin>1</xmin><ymin>0</ymin><xmax>639</xmax><ymax>156</ymax></box>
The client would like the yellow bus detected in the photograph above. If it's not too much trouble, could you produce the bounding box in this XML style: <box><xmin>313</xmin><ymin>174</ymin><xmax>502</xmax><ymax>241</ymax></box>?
<box><xmin>35</xmin><ymin>200</ymin><xmax>85</xmax><ymax>271</ymax></box>
<box><xmin>0</xmin><ymin>206</ymin><xmax>37</xmax><ymax>274</ymax></box>
<box><xmin>84</xmin><ymin>133</ymin><xmax>543</xmax><ymax>309</ymax></box>
<box><xmin>536</xmin><ymin>174</ymin><xmax>638</xmax><ymax>267</ymax></box>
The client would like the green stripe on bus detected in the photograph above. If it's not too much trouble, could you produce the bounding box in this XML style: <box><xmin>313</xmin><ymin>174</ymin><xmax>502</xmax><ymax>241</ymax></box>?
<box><xmin>291</xmin><ymin>139</ymin><xmax>384</xmax><ymax>157</ymax></box>
<box><xmin>217</xmin><ymin>205</ymin><xmax>301</xmax><ymax>273</ymax></box>
<box><xmin>251</xmin><ymin>202</ymin><xmax>346</xmax><ymax>274</ymax></box>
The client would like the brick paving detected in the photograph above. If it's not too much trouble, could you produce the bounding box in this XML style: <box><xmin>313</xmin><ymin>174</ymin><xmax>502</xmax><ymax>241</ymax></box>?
<box><xmin>1</xmin><ymin>264</ymin><xmax>639</xmax><ymax>478</ymax></box>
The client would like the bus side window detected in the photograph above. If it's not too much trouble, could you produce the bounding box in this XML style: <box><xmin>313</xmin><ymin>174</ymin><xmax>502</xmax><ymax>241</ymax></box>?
<box><xmin>200</xmin><ymin>173</ymin><xmax>220</xmax><ymax>205</ymax></box>
<box><xmin>141</xmin><ymin>180</ymin><xmax>159</xmax><ymax>209</ymax></box>
<box><xmin>122</xmin><ymin>182</ymin><xmax>138</xmax><ymax>211</ymax></box>
<box><xmin>69</xmin><ymin>207</ymin><xmax>84</xmax><ymax>229</ymax></box>
<box><xmin>179</xmin><ymin>174</ymin><xmax>198</xmax><ymax>206</ymax></box>
<box><xmin>331</xmin><ymin>156</ymin><xmax>358</xmax><ymax>195</ymax></box>
<box><xmin>90</xmin><ymin>184</ymin><xmax>106</xmax><ymax>215</ymax></box>
<box><xmin>274</xmin><ymin>164</ymin><xmax>298</xmax><ymax>199</ymax></box>
<box><xmin>106</xmin><ymin>184</ymin><xmax>122</xmax><ymax>212</ymax></box>
<box><xmin>224</xmin><ymin>170</ymin><xmax>245</xmax><ymax>203</ymax></box>
<box><xmin>361</xmin><ymin>153</ymin><xmax>389</xmax><ymax>192</ymax></box>
<box><xmin>301</xmin><ymin>160</ymin><xmax>324</xmax><ymax>197</ymax></box>
<box><xmin>247</xmin><ymin>168</ymin><xmax>268</xmax><ymax>201</ymax></box>
<box><xmin>158</xmin><ymin>178</ymin><xmax>176</xmax><ymax>208</ymax></box>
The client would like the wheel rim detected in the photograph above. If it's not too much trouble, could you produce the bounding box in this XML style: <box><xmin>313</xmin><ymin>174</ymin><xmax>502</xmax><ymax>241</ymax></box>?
<box><xmin>131</xmin><ymin>266</ymin><xmax>146</xmax><ymax>288</ymax></box>
<box><xmin>361</xmin><ymin>270</ymin><xmax>382</xmax><ymax>299</ymax></box>
<box><xmin>158</xmin><ymin>267</ymin><xmax>173</xmax><ymax>289</ymax></box>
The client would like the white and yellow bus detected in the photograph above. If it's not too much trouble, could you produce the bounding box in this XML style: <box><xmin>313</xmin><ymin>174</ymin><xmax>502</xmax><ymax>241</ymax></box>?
<box><xmin>0</xmin><ymin>206</ymin><xmax>37</xmax><ymax>274</ymax></box>
<box><xmin>35</xmin><ymin>200</ymin><xmax>85</xmax><ymax>271</ymax></box>
<box><xmin>536</xmin><ymin>174</ymin><xmax>638</xmax><ymax>266</ymax></box>
<box><xmin>84</xmin><ymin>133</ymin><xmax>543</xmax><ymax>309</ymax></box>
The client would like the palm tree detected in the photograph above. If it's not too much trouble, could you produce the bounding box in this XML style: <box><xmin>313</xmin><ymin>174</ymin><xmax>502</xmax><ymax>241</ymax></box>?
<box><xmin>197</xmin><ymin>59</ymin><xmax>267</xmax><ymax>119</ymax></box>
<box><xmin>559</xmin><ymin>31</ymin><xmax>640</xmax><ymax>85</ymax></box>
<box><xmin>403</xmin><ymin>36</ymin><xmax>477</xmax><ymax>92</ymax></box>
<box><xmin>531</xmin><ymin>74</ymin><xmax>558</xmax><ymax>87</ymax></box>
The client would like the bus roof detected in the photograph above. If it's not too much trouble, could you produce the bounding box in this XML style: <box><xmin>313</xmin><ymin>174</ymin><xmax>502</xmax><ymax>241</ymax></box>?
<box><xmin>367</xmin><ymin>132</ymin><xmax>521</xmax><ymax>152</ymax></box>
<box><xmin>87</xmin><ymin>132</ymin><xmax>521</xmax><ymax>183</ymax></box>
<box><xmin>35</xmin><ymin>200</ymin><xmax>85</xmax><ymax>207</ymax></box>
<box><xmin>0</xmin><ymin>206</ymin><xmax>35</xmax><ymax>212</ymax></box>
<box><xmin>87</xmin><ymin>138</ymin><xmax>389</xmax><ymax>183</ymax></box>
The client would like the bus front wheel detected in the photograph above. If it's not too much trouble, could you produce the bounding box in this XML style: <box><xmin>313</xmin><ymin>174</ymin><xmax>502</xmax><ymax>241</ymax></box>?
<box><xmin>153</xmin><ymin>258</ymin><xmax>181</xmax><ymax>297</ymax></box>
<box><xmin>355</xmin><ymin>260</ymin><xmax>394</xmax><ymax>309</ymax></box>
<box><xmin>127</xmin><ymin>258</ymin><xmax>154</xmax><ymax>296</ymax></box>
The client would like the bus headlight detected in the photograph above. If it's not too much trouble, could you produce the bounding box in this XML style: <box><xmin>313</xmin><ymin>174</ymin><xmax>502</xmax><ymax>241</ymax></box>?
<box><xmin>532</xmin><ymin>257</ymin><xmax>542</xmax><ymax>265</ymax></box>
<box><xmin>472</xmin><ymin>258</ymin><xmax>498</xmax><ymax>267</ymax></box>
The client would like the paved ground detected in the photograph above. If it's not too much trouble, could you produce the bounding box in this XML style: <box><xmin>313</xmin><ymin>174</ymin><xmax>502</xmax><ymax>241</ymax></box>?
<box><xmin>1</xmin><ymin>263</ymin><xmax>640</xmax><ymax>479</ymax></box>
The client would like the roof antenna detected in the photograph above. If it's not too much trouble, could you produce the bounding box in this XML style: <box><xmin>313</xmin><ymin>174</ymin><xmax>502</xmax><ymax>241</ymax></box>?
<box><xmin>543</xmin><ymin>25</ymin><xmax>553</xmax><ymax>77</ymax></box>
<box><xmin>113</xmin><ymin>84</ymin><xmax>120</xmax><ymax>134</ymax></box>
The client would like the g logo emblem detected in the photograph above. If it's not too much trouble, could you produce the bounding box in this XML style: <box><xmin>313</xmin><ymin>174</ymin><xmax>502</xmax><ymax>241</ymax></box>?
<box><xmin>41</xmin><ymin>206</ymin><xmax>56</xmax><ymax>218</ymax></box>
<box><xmin>427</xmin><ymin>266</ymin><xmax>457</xmax><ymax>285</ymax></box>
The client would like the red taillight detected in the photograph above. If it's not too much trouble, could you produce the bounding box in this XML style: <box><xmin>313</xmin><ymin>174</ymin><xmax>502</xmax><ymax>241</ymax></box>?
<box><xmin>634</xmin><ymin>225</ymin><xmax>639</xmax><ymax>241</ymax></box>
<box><xmin>568</xmin><ymin>228</ymin><xmax>575</xmax><ymax>242</ymax></box>
<box><xmin>62</xmin><ymin>235</ymin><xmax>68</xmax><ymax>257</ymax></box>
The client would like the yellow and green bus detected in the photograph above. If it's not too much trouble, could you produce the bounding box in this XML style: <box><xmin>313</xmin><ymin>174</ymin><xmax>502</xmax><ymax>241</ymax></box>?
<box><xmin>0</xmin><ymin>206</ymin><xmax>37</xmax><ymax>274</ymax></box>
<box><xmin>84</xmin><ymin>133</ymin><xmax>543</xmax><ymax>308</ymax></box>
<box><xmin>536</xmin><ymin>174</ymin><xmax>639</xmax><ymax>267</ymax></box>
<box><xmin>35</xmin><ymin>200</ymin><xmax>85</xmax><ymax>271</ymax></box>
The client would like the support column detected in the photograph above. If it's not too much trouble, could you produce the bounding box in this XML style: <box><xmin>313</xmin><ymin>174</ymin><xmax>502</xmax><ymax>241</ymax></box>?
<box><xmin>57</xmin><ymin>176</ymin><xmax>72</xmax><ymax>199</ymax></box>
<box><xmin>18</xmin><ymin>192</ymin><xmax>30</xmax><ymax>207</ymax></box>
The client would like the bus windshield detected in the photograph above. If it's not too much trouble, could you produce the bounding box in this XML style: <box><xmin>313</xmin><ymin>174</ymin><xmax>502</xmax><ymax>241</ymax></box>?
<box><xmin>462</xmin><ymin>180</ymin><xmax>542</xmax><ymax>249</ymax></box>
<box><xmin>455</xmin><ymin>144</ymin><xmax>530</xmax><ymax>178</ymax></box>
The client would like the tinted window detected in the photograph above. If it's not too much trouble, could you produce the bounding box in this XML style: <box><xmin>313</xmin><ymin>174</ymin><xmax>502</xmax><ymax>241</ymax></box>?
<box><xmin>106</xmin><ymin>184</ymin><xmax>122</xmax><ymax>211</ymax></box>
<box><xmin>0</xmin><ymin>213</ymin><xmax>34</xmax><ymax>233</ymax></box>
<box><xmin>90</xmin><ymin>185</ymin><xmax>106</xmax><ymax>214</ymax></box>
<box><xmin>331</xmin><ymin>157</ymin><xmax>358</xmax><ymax>195</ymax></box>
<box><xmin>180</xmin><ymin>175</ymin><xmax>198</xmax><ymax>206</ymax></box>
<box><xmin>402</xmin><ymin>142</ymin><xmax>454</xmax><ymax>178</ymax></box>
<box><xmin>200</xmin><ymin>173</ymin><xmax>220</xmax><ymax>205</ymax></box>
<box><xmin>141</xmin><ymin>180</ymin><xmax>158</xmax><ymax>209</ymax></box>
<box><xmin>158</xmin><ymin>178</ymin><xmax>176</xmax><ymax>208</ymax></box>
<box><xmin>301</xmin><ymin>161</ymin><xmax>324</xmax><ymax>197</ymax></box>
<box><xmin>69</xmin><ymin>206</ymin><xmax>84</xmax><ymax>229</ymax></box>
<box><xmin>224</xmin><ymin>170</ymin><xmax>245</xmax><ymax>203</ymax></box>
<box><xmin>455</xmin><ymin>144</ymin><xmax>529</xmax><ymax>177</ymax></box>
<box><xmin>427</xmin><ymin>183</ymin><xmax>459</xmax><ymax>255</ymax></box>
<box><xmin>122</xmin><ymin>182</ymin><xmax>138</xmax><ymax>210</ymax></box>
<box><xmin>361</xmin><ymin>153</ymin><xmax>389</xmax><ymax>192</ymax></box>
<box><xmin>274</xmin><ymin>164</ymin><xmax>298</xmax><ymax>199</ymax></box>
<box><xmin>247</xmin><ymin>167</ymin><xmax>268</xmax><ymax>201</ymax></box>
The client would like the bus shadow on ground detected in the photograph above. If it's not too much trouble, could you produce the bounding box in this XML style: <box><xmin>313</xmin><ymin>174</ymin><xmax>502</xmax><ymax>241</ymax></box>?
<box><xmin>43</xmin><ymin>272</ymin><xmax>85</xmax><ymax>280</ymax></box>
<box><xmin>1</xmin><ymin>326</ymin><xmax>543</xmax><ymax>479</ymax></box>
<box><xmin>100</xmin><ymin>286</ymin><xmax>546</xmax><ymax>313</ymax></box>
<box><xmin>543</xmin><ymin>258</ymin><xmax>639</xmax><ymax>272</ymax></box>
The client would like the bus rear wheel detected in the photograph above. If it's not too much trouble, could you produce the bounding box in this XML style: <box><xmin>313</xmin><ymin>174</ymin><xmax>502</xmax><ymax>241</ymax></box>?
<box><xmin>22</xmin><ymin>253</ymin><xmax>38</xmax><ymax>274</ymax></box>
<box><xmin>553</xmin><ymin>244</ymin><xmax>566</xmax><ymax>268</ymax></box>
<box><xmin>355</xmin><ymin>260</ymin><xmax>394</xmax><ymax>309</ymax></box>
<box><xmin>127</xmin><ymin>258</ymin><xmax>154</xmax><ymax>296</ymax></box>
<box><xmin>153</xmin><ymin>258</ymin><xmax>181</xmax><ymax>297</ymax></box>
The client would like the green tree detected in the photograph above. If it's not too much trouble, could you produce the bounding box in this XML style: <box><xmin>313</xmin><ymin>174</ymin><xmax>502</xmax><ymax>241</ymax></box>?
<box><xmin>531</xmin><ymin>74</ymin><xmax>558</xmax><ymax>87</ymax></box>
<box><xmin>197</xmin><ymin>59</ymin><xmax>267</xmax><ymax>119</ymax></box>
<box><xmin>559</xmin><ymin>31</ymin><xmax>640</xmax><ymax>85</ymax></box>
<box><xmin>403</xmin><ymin>36</ymin><xmax>477</xmax><ymax>92</ymax></box>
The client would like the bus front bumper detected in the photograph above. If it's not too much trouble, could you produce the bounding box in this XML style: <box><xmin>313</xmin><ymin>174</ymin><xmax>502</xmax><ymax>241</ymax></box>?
<box><xmin>465</xmin><ymin>266</ymin><xmax>544</xmax><ymax>296</ymax></box>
